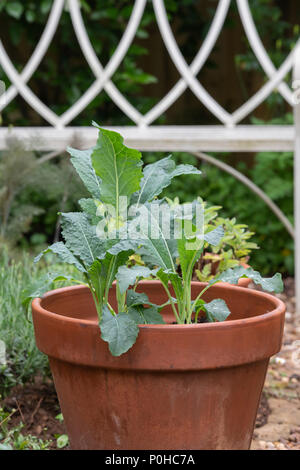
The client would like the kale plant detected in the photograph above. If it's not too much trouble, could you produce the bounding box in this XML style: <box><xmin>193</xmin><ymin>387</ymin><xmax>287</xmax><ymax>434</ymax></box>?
<box><xmin>24</xmin><ymin>125</ymin><xmax>283</xmax><ymax>356</ymax></box>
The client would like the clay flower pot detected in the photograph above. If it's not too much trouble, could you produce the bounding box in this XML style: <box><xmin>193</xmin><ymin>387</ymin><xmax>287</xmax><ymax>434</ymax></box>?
<box><xmin>32</xmin><ymin>280</ymin><xmax>285</xmax><ymax>450</ymax></box>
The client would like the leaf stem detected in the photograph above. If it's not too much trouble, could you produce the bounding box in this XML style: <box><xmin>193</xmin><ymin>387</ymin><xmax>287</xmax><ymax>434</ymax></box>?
<box><xmin>159</xmin><ymin>281</ymin><xmax>181</xmax><ymax>324</ymax></box>
<box><xmin>188</xmin><ymin>280</ymin><xmax>221</xmax><ymax>321</ymax></box>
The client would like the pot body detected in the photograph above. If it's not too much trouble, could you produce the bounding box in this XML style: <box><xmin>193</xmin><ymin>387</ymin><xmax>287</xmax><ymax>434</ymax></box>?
<box><xmin>32</xmin><ymin>281</ymin><xmax>285</xmax><ymax>450</ymax></box>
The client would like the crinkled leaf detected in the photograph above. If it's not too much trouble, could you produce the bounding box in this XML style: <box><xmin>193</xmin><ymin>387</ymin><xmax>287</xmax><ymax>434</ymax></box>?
<box><xmin>34</xmin><ymin>242</ymin><xmax>86</xmax><ymax>272</ymax></box>
<box><xmin>116</xmin><ymin>265</ymin><xmax>158</xmax><ymax>294</ymax></box>
<box><xmin>132</xmin><ymin>155</ymin><xmax>201</xmax><ymax>206</ymax></box>
<box><xmin>204</xmin><ymin>298</ymin><xmax>231</xmax><ymax>322</ymax></box>
<box><xmin>110</xmin><ymin>202</ymin><xmax>178</xmax><ymax>272</ymax></box>
<box><xmin>78</xmin><ymin>198</ymin><xmax>102</xmax><ymax>224</ymax></box>
<box><xmin>100</xmin><ymin>306</ymin><xmax>139</xmax><ymax>356</ymax></box>
<box><xmin>126</xmin><ymin>289</ymin><xmax>152</xmax><ymax>307</ymax></box>
<box><xmin>128</xmin><ymin>305</ymin><xmax>165</xmax><ymax>325</ymax></box>
<box><xmin>215</xmin><ymin>266</ymin><xmax>283</xmax><ymax>293</ymax></box>
<box><xmin>204</xmin><ymin>225</ymin><xmax>224</xmax><ymax>246</ymax></box>
<box><xmin>67</xmin><ymin>147</ymin><xmax>102</xmax><ymax>199</ymax></box>
<box><xmin>108</xmin><ymin>239</ymin><xmax>140</xmax><ymax>256</ymax></box>
<box><xmin>129</xmin><ymin>202</ymin><xmax>178</xmax><ymax>272</ymax></box>
<box><xmin>61</xmin><ymin>212</ymin><xmax>109</xmax><ymax>267</ymax></box>
<box><xmin>91</xmin><ymin>125</ymin><xmax>143</xmax><ymax>210</ymax></box>
<box><xmin>156</xmin><ymin>268</ymin><xmax>182</xmax><ymax>293</ymax></box>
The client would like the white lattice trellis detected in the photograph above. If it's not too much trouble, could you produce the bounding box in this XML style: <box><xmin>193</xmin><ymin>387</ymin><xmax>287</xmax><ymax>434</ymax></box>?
<box><xmin>0</xmin><ymin>0</ymin><xmax>300</xmax><ymax>308</ymax></box>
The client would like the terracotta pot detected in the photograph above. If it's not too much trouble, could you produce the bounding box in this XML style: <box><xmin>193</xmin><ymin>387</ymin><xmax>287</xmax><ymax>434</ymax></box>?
<box><xmin>32</xmin><ymin>281</ymin><xmax>285</xmax><ymax>450</ymax></box>
<box><xmin>237</xmin><ymin>276</ymin><xmax>250</xmax><ymax>287</ymax></box>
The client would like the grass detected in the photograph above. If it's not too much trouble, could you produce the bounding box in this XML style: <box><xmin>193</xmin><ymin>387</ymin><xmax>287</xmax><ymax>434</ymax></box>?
<box><xmin>0</xmin><ymin>247</ymin><xmax>49</xmax><ymax>395</ymax></box>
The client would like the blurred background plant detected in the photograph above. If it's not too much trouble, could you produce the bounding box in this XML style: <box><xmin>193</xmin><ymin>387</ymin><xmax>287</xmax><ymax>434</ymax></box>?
<box><xmin>0</xmin><ymin>245</ymin><xmax>84</xmax><ymax>397</ymax></box>
<box><xmin>165</xmin><ymin>196</ymin><xmax>259</xmax><ymax>281</ymax></box>
<box><xmin>195</xmin><ymin>202</ymin><xmax>259</xmax><ymax>282</ymax></box>
<box><xmin>0</xmin><ymin>136</ymin><xmax>88</xmax><ymax>253</ymax></box>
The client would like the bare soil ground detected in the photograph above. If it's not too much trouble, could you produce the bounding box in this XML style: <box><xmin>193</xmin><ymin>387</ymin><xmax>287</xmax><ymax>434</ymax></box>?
<box><xmin>2</xmin><ymin>278</ymin><xmax>300</xmax><ymax>450</ymax></box>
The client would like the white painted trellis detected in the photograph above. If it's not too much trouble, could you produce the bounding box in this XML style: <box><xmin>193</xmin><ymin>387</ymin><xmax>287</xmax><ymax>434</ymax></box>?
<box><xmin>0</xmin><ymin>0</ymin><xmax>299</xmax><ymax>309</ymax></box>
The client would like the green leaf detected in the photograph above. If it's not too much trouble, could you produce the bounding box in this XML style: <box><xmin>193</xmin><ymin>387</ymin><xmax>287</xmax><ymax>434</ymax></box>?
<box><xmin>116</xmin><ymin>265</ymin><xmax>157</xmax><ymax>294</ymax></box>
<box><xmin>78</xmin><ymin>197</ymin><xmax>97</xmax><ymax>215</ymax></box>
<box><xmin>215</xmin><ymin>266</ymin><xmax>283</xmax><ymax>293</ymax></box>
<box><xmin>91</xmin><ymin>125</ymin><xmax>143</xmax><ymax>211</ymax></box>
<box><xmin>60</xmin><ymin>212</ymin><xmax>108</xmax><ymax>267</ymax></box>
<box><xmin>129</xmin><ymin>201</ymin><xmax>178</xmax><ymax>272</ymax></box>
<box><xmin>192</xmin><ymin>298</ymin><xmax>206</xmax><ymax>315</ymax></box>
<box><xmin>108</xmin><ymin>239</ymin><xmax>139</xmax><ymax>256</ymax></box>
<box><xmin>132</xmin><ymin>155</ymin><xmax>201</xmax><ymax>206</ymax></box>
<box><xmin>34</xmin><ymin>242</ymin><xmax>86</xmax><ymax>272</ymax></box>
<box><xmin>55</xmin><ymin>413</ymin><xmax>64</xmax><ymax>423</ymax></box>
<box><xmin>156</xmin><ymin>268</ymin><xmax>183</xmax><ymax>313</ymax></box>
<box><xmin>126</xmin><ymin>289</ymin><xmax>152</xmax><ymax>307</ymax></box>
<box><xmin>6</xmin><ymin>2</ymin><xmax>24</xmax><ymax>19</ymax></box>
<box><xmin>68</xmin><ymin>147</ymin><xmax>102</xmax><ymax>200</ymax></box>
<box><xmin>128</xmin><ymin>305</ymin><xmax>165</xmax><ymax>325</ymax></box>
<box><xmin>56</xmin><ymin>434</ymin><xmax>69</xmax><ymax>449</ymax></box>
<box><xmin>204</xmin><ymin>225</ymin><xmax>224</xmax><ymax>246</ymax></box>
<box><xmin>25</xmin><ymin>10</ymin><xmax>36</xmax><ymax>22</ymax></box>
<box><xmin>100</xmin><ymin>306</ymin><xmax>139</xmax><ymax>356</ymax></box>
<box><xmin>109</xmin><ymin>201</ymin><xmax>178</xmax><ymax>274</ymax></box>
<box><xmin>78</xmin><ymin>198</ymin><xmax>101</xmax><ymax>224</ymax></box>
<box><xmin>204</xmin><ymin>299</ymin><xmax>231</xmax><ymax>322</ymax></box>
<box><xmin>40</xmin><ymin>0</ymin><xmax>52</xmax><ymax>15</ymax></box>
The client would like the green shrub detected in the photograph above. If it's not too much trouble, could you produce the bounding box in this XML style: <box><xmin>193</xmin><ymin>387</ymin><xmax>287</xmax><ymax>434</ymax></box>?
<box><xmin>0</xmin><ymin>246</ymin><xmax>83</xmax><ymax>395</ymax></box>
<box><xmin>143</xmin><ymin>113</ymin><xmax>294</xmax><ymax>277</ymax></box>
<box><xmin>0</xmin><ymin>137</ymin><xmax>88</xmax><ymax>250</ymax></box>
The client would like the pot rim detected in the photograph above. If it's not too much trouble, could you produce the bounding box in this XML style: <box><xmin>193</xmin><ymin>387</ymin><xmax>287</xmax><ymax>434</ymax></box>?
<box><xmin>32</xmin><ymin>280</ymin><xmax>285</xmax><ymax>331</ymax></box>
<box><xmin>31</xmin><ymin>281</ymin><xmax>286</xmax><ymax>370</ymax></box>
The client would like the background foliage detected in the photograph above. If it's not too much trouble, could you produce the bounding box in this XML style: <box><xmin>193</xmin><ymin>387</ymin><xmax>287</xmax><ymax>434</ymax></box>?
<box><xmin>0</xmin><ymin>0</ymin><xmax>298</xmax><ymax>276</ymax></box>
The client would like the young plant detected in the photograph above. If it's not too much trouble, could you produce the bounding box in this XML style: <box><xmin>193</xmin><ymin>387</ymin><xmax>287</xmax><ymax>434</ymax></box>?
<box><xmin>166</xmin><ymin>197</ymin><xmax>259</xmax><ymax>282</ymax></box>
<box><xmin>24</xmin><ymin>125</ymin><xmax>284</xmax><ymax>357</ymax></box>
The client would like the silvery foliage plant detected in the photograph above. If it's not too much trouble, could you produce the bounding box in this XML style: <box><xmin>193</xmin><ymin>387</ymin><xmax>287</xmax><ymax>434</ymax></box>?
<box><xmin>23</xmin><ymin>124</ymin><xmax>283</xmax><ymax>356</ymax></box>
